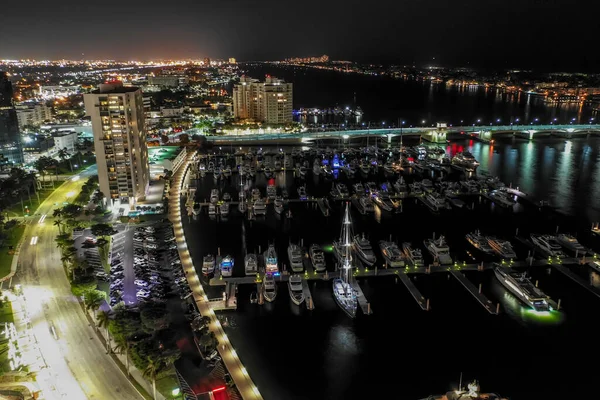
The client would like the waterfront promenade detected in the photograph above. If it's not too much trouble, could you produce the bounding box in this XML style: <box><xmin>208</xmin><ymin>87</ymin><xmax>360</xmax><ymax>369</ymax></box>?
<box><xmin>191</xmin><ymin>123</ymin><xmax>600</xmax><ymax>144</ymax></box>
<box><xmin>169</xmin><ymin>151</ymin><xmax>263</xmax><ymax>400</ymax></box>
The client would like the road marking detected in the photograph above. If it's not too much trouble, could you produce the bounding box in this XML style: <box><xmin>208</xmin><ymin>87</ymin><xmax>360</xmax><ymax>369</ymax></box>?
<box><xmin>38</xmin><ymin>214</ymin><xmax>47</xmax><ymax>224</ymax></box>
<box><xmin>30</xmin><ymin>236</ymin><xmax>38</xmax><ymax>245</ymax></box>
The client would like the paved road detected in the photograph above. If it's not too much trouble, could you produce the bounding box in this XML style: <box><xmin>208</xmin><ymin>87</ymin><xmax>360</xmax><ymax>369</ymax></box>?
<box><xmin>15</xmin><ymin>165</ymin><xmax>142</xmax><ymax>400</ymax></box>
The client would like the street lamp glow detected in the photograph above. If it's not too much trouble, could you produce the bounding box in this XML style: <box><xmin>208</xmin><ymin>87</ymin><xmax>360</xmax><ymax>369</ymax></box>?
<box><xmin>342</xmin><ymin>135</ymin><xmax>349</xmax><ymax>139</ymax></box>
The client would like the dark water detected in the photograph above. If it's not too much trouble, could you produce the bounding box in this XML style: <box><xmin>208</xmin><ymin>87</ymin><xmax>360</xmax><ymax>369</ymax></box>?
<box><xmin>181</xmin><ymin>137</ymin><xmax>600</xmax><ymax>399</ymax></box>
<box><xmin>241</xmin><ymin>64</ymin><xmax>598</xmax><ymax>127</ymax></box>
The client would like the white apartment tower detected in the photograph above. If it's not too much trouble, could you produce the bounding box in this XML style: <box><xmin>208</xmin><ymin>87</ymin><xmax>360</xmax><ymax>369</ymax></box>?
<box><xmin>233</xmin><ymin>76</ymin><xmax>293</xmax><ymax>124</ymax></box>
<box><xmin>84</xmin><ymin>82</ymin><xmax>149</xmax><ymax>208</ymax></box>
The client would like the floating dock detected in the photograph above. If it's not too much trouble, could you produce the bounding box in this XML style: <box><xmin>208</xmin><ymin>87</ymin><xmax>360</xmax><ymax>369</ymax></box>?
<box><xmin>302</xmin><ymin>279</ymin><xmax>315</xmax><ymax>310</ymax></box>
<box><xmin>351</xmin><ymin>280</ymin><xmax>372</xmax><ymax>315</ymax></box>
<box><xmin>449</xmin><ymin>270</ymin><xmax>498</xmax><ymax>315</ymax></box>
<box><xmin>396</xmin><ymin>272</ymin><xmax>428</xmax><ymax>310</ymax></box>
<box><xmin>552</xmin><ymin>265</ymin><xmax>600</xmax><ymax>299</ymax></box>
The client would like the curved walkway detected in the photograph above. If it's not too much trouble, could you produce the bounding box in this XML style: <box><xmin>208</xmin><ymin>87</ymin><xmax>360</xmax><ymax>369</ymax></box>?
<box><xmin>168</xmin><ymin>151</ymin><xmax>263</xmax><ymax>400</ymax></box>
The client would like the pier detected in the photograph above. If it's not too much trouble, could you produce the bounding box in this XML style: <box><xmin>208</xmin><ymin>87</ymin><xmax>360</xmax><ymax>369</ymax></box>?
<box><xmin>302</xmin><ymin>279</ymin><xmax>315</xmax><ymax>310</ymax></box>
<box><xmin>449</xmin><ymin>270</ymin><xmax>498</xmax><ymax>315</ymax></box>
<box><xmin>396</xmin><ymin>272</ymin><xmax>429</xmax><ymax>311</ymax></box>
<box><xmin>351</xmin><ymin>279</ymin><xmax>372</xmax><ymax>315</ymax></box>
<box><xmin>316</xmin><ymin>198</ymin><xmax>330</xmax><ymax>216</ymax></box>
<box><xmin>552</xmin><ymin>265</ymin><xmax>600</xmax><ymax>299</ymax></box>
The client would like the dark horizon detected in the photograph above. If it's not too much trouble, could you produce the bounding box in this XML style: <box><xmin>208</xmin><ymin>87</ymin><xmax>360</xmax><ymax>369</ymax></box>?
<box><xmin>1</xmin><ymin>0</ymin><xmax>596</xmax><ymax>72</ymax></box>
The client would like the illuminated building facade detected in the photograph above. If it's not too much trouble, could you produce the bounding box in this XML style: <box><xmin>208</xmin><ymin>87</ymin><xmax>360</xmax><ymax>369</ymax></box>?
<box><xmin>0</xmin><ymin>72</ymin><xmax>24</xmax><ymax>165</ymax></box>
<box><xmin>233</xmin><ymin>76</ymin><xmax>293</xmax><ymax>124</ymax></box>
<box><xmin>84</xmin><ymin>82</ymin><xmax>149</xmax><ymax>207</ymax></box>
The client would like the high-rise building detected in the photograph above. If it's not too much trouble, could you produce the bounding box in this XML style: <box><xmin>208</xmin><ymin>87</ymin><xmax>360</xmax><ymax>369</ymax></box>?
<box><xmin>84</xmin><ymin>81</ymin><xmax>149</xmax><ymax>208</ymax></box>
<box><xmin>228</xmin><ymin>58</ymin><xmax>237</xmax><ymax>64</ymax></box>
<box><xmin>16</xmin><ymin>102</ymin><xmax>53</xmax><ymax>129</ymax></box>
<box><xmin>0</xmin><ymin>72</ymin><xmax>24</xmax><ymax>166</ymax></box>
<box><xmin>233</xmin><ymin>76</ymin><xmax>293</xmax><ymax>124</ymax></box>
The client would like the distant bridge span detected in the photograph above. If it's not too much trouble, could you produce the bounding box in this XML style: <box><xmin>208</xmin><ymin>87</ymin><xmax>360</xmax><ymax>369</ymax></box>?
<box><xmin>194</xmin><ymin>124</ymin><xmax>600</xmax><ymax>144</ymax></box>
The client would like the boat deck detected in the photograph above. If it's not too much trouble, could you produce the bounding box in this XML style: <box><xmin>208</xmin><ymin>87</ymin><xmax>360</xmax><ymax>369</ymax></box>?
<box><xmin>449</xmin><ymin>270</ymin><xmax>498</xmax><ymax>315</ymax></box>
<box><xmin>396</xmin><ymin>272</ymin><xmax>428</xmax><ymax>310</ymax></box>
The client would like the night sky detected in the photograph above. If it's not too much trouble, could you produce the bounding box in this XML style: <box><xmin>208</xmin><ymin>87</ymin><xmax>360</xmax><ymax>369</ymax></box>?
<box><xmin>1</xmin><ymin>0</ymin><xmax>596</xmax><ymax>70</ymax></box>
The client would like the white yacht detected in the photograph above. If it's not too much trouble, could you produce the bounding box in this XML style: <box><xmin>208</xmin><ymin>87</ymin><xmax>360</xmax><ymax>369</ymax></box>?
<box><xmin>262</xmin><ymin>274</ymin><xmax>277</xmax><ymax>302</ymax></box>
<box><xmin>556</xmin><ymin>234</ymin><xmax>589</xmax><ymax>255</ymax></box>
<box><xmin>352</xmin><ymin>234</ymin><xmax>377</xmax><ymax>266</ymax></box>
<box><xmin>202</xmin><ymin>254</ymin><xmax>215</xmax><ymax>275</ymax></box>
<box><xmin>210</xmin><ymin>189</ymin><xmax>219</xmax><ymax>204</ymax></box>
<box><xmin>423</xmin><ymin>235</ymin><xmax>453</xmax><ymax>265</ymax></box>
<box><xmin>309</xmin><ymin>244</ymin><xmax>326</xmax><ymax>272</ymax></box>
<box><xmin>379</xmin><ymin>241</ymin><xmax>405</xmax><ymax>268</ymax></box>
<box><xmin>244</xmin><ymin>253</ymin><xmax>258</xmax><ymax>276</ymax></box>
<box><xmin>487</xmin><ymin>237</ymin><xmax>517</xmax><ymax>259</ymax></box>
<box><xmin>393</xmin><ymin>177</ymin><xmax>408</xmax><ymax>195</ymax></box>
<box><xmin>266</xmin><ymin>184</ymin><xmax>277</xmax><ymax>199</ymax></box>
<box><xmin>333</xmin><ymin>203</ymin><xmax>358</xmax><ymax>318</ymax></box>
<box><xmin>251</xmin><ymin>188</ymin><xmax>261</xmax><ymax>201</ymax></box>
<box><xmin>219</xmin><ymin>202</ymin><xmax>229</xmax><ymax>216</ymax></box>
<box><xmin>466</xmin><ymin>230</ymin><xmax>494</xmax><ymax>254</ymax></box>
<box><xmin>220</xmin><ymin>255</ymin><xmax>234</xmax><ymax>277</ymax></box>
<box><xmin>356</xmin><ymin>196</ymin><xmax>374</xmax><ymax>214</ymax></box>
<box><xmin>208</xmin><ymin>203</ymin><xmax>217</xmax><ymax>216</ymax></box>
<box><xmin>531</xmin><ymin>234</ymin><xmax>564</xmax><ymax>257</ymax></box>
<box><xmin>422</xmin><ymin>193</ymin><xmax>447</xmax><ymax>212</ymax></box>
<box><xmin>264</xmin><ymin>244</ymin><xmax>279</xmax><ymax>275</ymax></box>
<box><xmin>488</xmin><ymin>190</ymin><xmax>515</xmax><ymax>208</ymax></box>
<box><xmin>297</xmin><ymin>185</ymin><xmax>307</xmax><ymax>200</ymax></box>
<box><xmin>274</xmin><ymin>196</ymin><xmax>284</xmax><ymax>214</ymax></box>
<box><xmin>287</xmin><ymin>243</ymin><xmax>304</xmax><ymax>272</ymax></box>
<box><xmin>335</xmin><ymin>183</ymin><xmax>350</xmax><ymax>198</ymax></box>
<box><xmin>402</xmin><ymin>243</ymin><xmax>423</xmax><ymax>267</ymax></box>
<box><xmin>494</xmin><ymin>267</ymin><xmax>551</xmax><ymax>312</ymax></box>
<box><xmin>288</xmin><ymin>275</ymin><xmax>305</xmax><ymax>306</ymax></box>
<box><xmin>352</xmin><ymin>182</ymin><xmax>365</xmax><ymax>195</ymax></box>
<box><xmin>451</xmin><ymin>151</ymin><xmax>480</xmax><ymax>171</ymax></box>
<box><xmin>372</xmin><ymin>192</ymin><xmax>395</xmax><ymax>212</ymax></box>
<box><xmin>253</xmin><ymin>199</ymin><xmax>267</xmax><ymax>215</ymax></box>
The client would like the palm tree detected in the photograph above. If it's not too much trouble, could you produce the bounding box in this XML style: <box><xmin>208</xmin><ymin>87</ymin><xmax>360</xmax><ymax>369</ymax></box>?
<box><xmin>113</xmin><ymin>338</ymin><xmax>131</xmax><ymax>377</ymax></box>
<box><xmin>143</xmin><ymin>356</ymin><xmax>161</xmax><ymax>400</ymax></box>
<box><xmin>96</xmin><ymin>310</ymin><xmax>112</xmax><ymax>352</ymax></box>
<box><xmin>84</xmin><ymin>290</ymin><xmax>105</xmax><ymax>318</ymax></box>
<box><xmin>58</xmin><ymin>147</ymin><xmax>73</xmax><ymax>172</ymax></box>
<box><xmin>53</xmin><ymin>217</ymin><xmax>65</xmax><ymax>234</ymax></box>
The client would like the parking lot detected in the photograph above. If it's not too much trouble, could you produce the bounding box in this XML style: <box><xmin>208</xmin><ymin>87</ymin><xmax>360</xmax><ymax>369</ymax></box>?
<box><xmin>107</xmin><ymin>222</ymin><xmax>194</xmax><ymax>309</ymax></box>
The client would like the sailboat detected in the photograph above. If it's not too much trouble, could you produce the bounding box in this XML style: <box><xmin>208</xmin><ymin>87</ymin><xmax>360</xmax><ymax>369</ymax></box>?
<box><xmin>332</xmin><ymin>203</ymin><xmax>358</xmax><ymax>318</ymax></box>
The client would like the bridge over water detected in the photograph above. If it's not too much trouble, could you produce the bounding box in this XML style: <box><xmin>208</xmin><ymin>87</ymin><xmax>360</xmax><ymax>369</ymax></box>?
<box><xmin>194</xmin><ymin>124</ymin><xmax>600</xmax><ymax>144</ymax></box>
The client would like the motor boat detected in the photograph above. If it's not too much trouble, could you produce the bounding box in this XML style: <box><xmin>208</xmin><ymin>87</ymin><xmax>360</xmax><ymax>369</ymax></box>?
<box><xmin>253</xmin><ymin>199</ymin><xmax>267</xmax><ymax>215</ymax></box>
<box><xmin>423</xmin><ymin>235</ymin><xmax>453</xmax><ymax>265</ymax></box>
<box><xmin>335</xmin><ymin>183</ymin><xmax>350</xmax><ymax>198</ymax></box>
<box><xmin>451</xmin><ymin>151</ymin><xmax>479</xmax><ymax>171</ymax></box>
<box><xmin>487</xmin><ymin>237</ymin><xmax>517</xmax><ymax>259</ymax></box>
<box><xmin>287</xmin><ymin>243</ymin><xmax>304</xmax><ymax>273</ymax></box>
<box><xmin>274</xmin><ymin>196</ymin><xmax>284</xmax><ymax>214</ymax></box>
<box><xmin>208</xmin><ymin>203</ymin><xmax>217</xmax><ymax>216</ymax></box>
<box><xmin>466</xmin><ymin>230</ymin><xmax>494</xmax><ymax>254</ymax></box>
<box><xmin>309</xmin><ymin>244</ymin><xmax>326</xmax><ymax>272</ymax></box>
<box><xmin>192</xmin><ymin>202</ymin><xmax>201</xmax><ymax>216</ymax></box>
<box><xmin>356</xmin><ymin>196</ymin><xmax>375</xmax><ymax>214</ymax></box>
<box><xmin>245</xmin><ymin>253</ymin><xmax>258</xmax><ymax>276</ymax></box>
<box><xmin>220</xmin><ymin>255</ymin><xmax>234</xmax><ymax>277</ymax></box>
<box><xmin>402</xmin><ymin>243</ymin><xmax>423</xmax><ymax>267</ymax></box>
<box><xmin>297</xmin><ymin>185</ymin><xmax>307</xmax><ymax>200</ymax></box>
<box><xmin>223</xmin><ymin>192</ymin><xmax>231</xmax><ymax>202</ymax></box>
<box><xmin>352</xmin><ymin>234</ymin><xmax>376</xmax><ymax>266</ymax></box>
<box><xmin>267</xmin><ymin>184</ymin><xmax>277</xmax><ymax>199</ymax></box>
<box><xmin>210</xmin><ymin>189</ymin><xmax>219</xmax><ymax>204</ymax></box>
<box><xmin>262</xmin><ymin>274</ymin><xmax>277</xmax><ymax>302</ymax></box>
<box><xmin>288</xmin><ymin>275</ymin><xmax>305</xmax><ymax>306</ymax></box>
<box><xmin>379</xmin><ymin>241</ymin><xmax>405</xmax><ymax>267</ymax></box>
<box><xmin>352</xmin><ymin>182</ymin><xmax>365</xmax><ymax>195</ymax></box>
<box><xmin>263</xmin><ymin>244</ymin><xmax>279</xmax><ymax>275</ymax></box>
<box><xmin>494</xmin><ymin>267</ymin><xmax>552</xmax><ymax>312</ymax></box>
<box><xmin>202</xmin><ymin>254</ymin><xmax>215</xmax><ymax>275</ymax></box>
<box><xmin>251</xmin><ymin>188</ymin><xmax>261</xmax><ymax>201</ymax></box>
<box><xmin>219</xmin><ymin>202</ymin><xmax>229</xmax><ymax>216</ymax></box>
<box><xmin>556</xmin><ymin>233</ymin><xmax>590</xmax><ymax>255</ymax></box>
<box><xmin>531</xmin><ymin>234</ymin><xmax>564</xmax><ymax>257</ymax></box>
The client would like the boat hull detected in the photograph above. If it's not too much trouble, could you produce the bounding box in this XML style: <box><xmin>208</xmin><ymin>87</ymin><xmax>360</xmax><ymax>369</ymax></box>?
<box><xmin>332</xmin><ymin>278</ymin><xmax>357</xmax><ymax>318</ymax></box>
<box><xmin>494</xmin><ymin>269</ymin><xmax>548</xmax><ymax>311</ymax></box>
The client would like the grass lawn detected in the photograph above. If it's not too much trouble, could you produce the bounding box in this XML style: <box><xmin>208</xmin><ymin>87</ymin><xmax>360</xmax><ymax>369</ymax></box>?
<box><xmin>0</xmin><ymin>302</ymin><xmax>15</xmax><ymax>373</ymax></box>
<box><xmin>5</xmin><ymin>189</ymin><xmax>55</xmax><ymax>218</ymax></box>
<box><xmin>155</xmin><ymin>372</ymin><xmax>181</xmax><ymax>399</ymax></box>
<box><xmin>0</xmin><ymin>224</ymin><xmax>26</xmax><ymax>279</ymax></box>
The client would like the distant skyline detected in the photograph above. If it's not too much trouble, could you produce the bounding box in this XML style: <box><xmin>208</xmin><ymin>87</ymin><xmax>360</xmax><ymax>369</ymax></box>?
<box><xmin>1</xmin><ymin>0</ymin><xmax>596</xmax><ymax>71</ymax></box>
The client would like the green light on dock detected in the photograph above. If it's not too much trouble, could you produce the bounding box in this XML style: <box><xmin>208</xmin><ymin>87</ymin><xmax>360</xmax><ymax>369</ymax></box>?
<box><xmin>323</xmin><ymin>245</ymin><xmax>334</xmax><ymax>253</ymax></box>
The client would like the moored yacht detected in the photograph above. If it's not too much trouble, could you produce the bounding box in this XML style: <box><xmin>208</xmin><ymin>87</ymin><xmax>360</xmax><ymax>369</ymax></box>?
<box><xmin>264</xmin><ymin>244</ymin><xmax>279</xmax><ymax>275</ymax></box>
<box><xmin>451</xmin><ymin>151</ymin><xmax>480</xmax><ymax>171</ymax></box>
<box><xmin>372</xmin><ymin>192</ymin><xmax>395</xmax><ymax>212</ymax></box>
<box><xmin>309</xmin><ymin>244</ymin><xmax>326</xmax><ymax>272</ymax></box>
<box><xmin>421</xmin><ymin>193</ymin><xmax>447</xmax><ymax>212</ymax></box>
<box><xmin>487</xmin><ymin>237</ymin><xmax>517</xmax><ymax>259</ymax></box>
<box><xmin>202</xmin><ymin>254</ymin><xmax>215</xmax><ymax>275</ymax></box>
<box><xmin>274</xmin><ymin>196</ymin><xmax>284</xmax><ymax>214</ymax></box>
<box><xmin>287</xmin><ymin>243</ymin><xmax>304</xmax><ymax>272</ymax></box>
<box><xmin>220</xmin><ymin>255</ymin><xmax>234</xmax><ymax>277</ymax></box>
<box><xmin>352</xmin><ymin>234</ymin><xmax>377</xmax><ymax>266</ymax></box>
<box><xmin>466</xmin><ymin>230</ymin><xmax>494</xmax><ymax>254</ymax></box>
<box><xmin>402</xmin><ymin>243</ymin><xmax>423</xmax><ymax>267</ymax></box>
<box><xmin>210</xmin><ymin>189</ymin><xmax>219</xmax><ymax>203</ymax></box>
<box><xmin>288</xmin><ymin>275</ymin><xmax>305</xmax><ymax>305</ymax></box>
<box><xmin>424</xmin><ymin>235</ymin><xmax>453</xmax><ymax>265</ymax></box>
<box><xmin>494</xmin><ymin>267</ymin><xmax>552</xmax><ymax>312</ymax></box>
<box><xmin>556</xmin><ymin>233</ymin><xmax>590</xmax><ymax>255</ymax></box>
<box><xmin>379</xmin><ymin>241</ymin><xmax>405</xmax><ymax>267</ymax></box>
<box><xmin>262</xmin><ymin>274</ymin><xmax>277</xmax><ymax>302</ymax></box>
<box><xmin>253</xmin><ymin>198</ymin><xmax>267</xmax><ymax>215</ymax></box>
<box><xmin>352</xmin><ymin>182</ymin><xmax>366</xmax><ymax>195</ymax></box>
<box><xmin>219</xmin><ymin>202</ymin><xmax>229</xmax><ymax>216</ymax></box>
<box><xmin>208</xmin><ymin>203</ymin><xmax>217</xmax><ymax>216</ymax></box>
<box><xmin>297</xmin><ymin>185</ymin><xmax>307</xmax><ymax>200</ymax></box>
<box><xmin>244</xmin><ymin>253</ymin><xmax>258</xmax><ymax>276</ymax></box>
<box><xmin>531</xmin><ymin>234</ymin><xmax>564</xmax><ymax>257</ymax></box>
